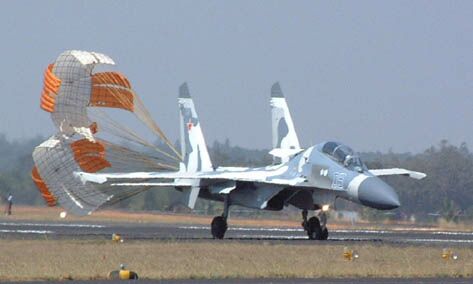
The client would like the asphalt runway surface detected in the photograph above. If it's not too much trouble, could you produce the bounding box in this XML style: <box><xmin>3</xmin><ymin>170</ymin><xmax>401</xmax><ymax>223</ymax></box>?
<box><xmin>1</xmin><ymin>219</ymin><xmax>473</xmax><ymax>246</ymax></box>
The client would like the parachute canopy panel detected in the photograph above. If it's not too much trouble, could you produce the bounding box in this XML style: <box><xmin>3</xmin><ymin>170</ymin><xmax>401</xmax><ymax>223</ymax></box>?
<box><xmin>32</xmin><ymin>50</ymin><xmax>182</xmax><ymax>215</ymax></box>
<box><xmin>40</xmin><ymin>64</ymin><xmax>61</xmax><ymax>113</ymax></box>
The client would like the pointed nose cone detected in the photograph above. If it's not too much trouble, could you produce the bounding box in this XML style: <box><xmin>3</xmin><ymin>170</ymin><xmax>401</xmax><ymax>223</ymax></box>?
<box><xmin>358</xmin><ymin>177</ymin><xmax>400</xmax><ymax>210</ymax></box>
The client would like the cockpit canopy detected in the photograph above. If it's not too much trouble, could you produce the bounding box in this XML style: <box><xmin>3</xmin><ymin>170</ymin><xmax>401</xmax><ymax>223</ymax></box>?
<box><xmin>321</xmin><ymin>141</ymin><xmax>365</xmax><ymax>172</ymax></box>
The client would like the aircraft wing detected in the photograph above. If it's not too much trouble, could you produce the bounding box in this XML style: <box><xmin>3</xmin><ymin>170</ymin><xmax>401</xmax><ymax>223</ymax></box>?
<box><xmin>195</xmin><ymin>169</ymin><xmax>305</xmax><ymax>186</ymax></box>
<box><xmin>369</xmin><ymin>168</ymin><xmax>427</xmax><ymax>180</ymax></box>
<box><xmin>75</xmin><ymin>171</ymin><xmax>190</xmax><ymax>185</ymax></box>
<box><xmin>75</xmin><ymin>166</ymin><xmax>305</xmax><ymax>187</ymax></box>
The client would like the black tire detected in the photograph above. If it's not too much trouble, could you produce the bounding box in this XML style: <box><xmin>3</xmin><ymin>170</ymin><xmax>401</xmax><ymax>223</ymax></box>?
<box><xmin>307</xmin><ymin>216</ymin><xmax>322</xmax><ymax>240</ymax></box>
<box><xmin>320</xmin><ymin>227</ymin><xmax>329</xmax><ymax>240</ymax></box>
<box><xmin>129</xmin><ymin>271</ymin><xmax>139</xmax><ymax>280</ymax></box>
<box><xmin>211</xmin><ymin>216</ymin><xmax>227</xmax><ymax>239</ymax></box>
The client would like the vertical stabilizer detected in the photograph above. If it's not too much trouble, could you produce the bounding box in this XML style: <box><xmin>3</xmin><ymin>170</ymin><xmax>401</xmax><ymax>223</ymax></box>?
<box><xmin>178</xmin><ymin>83</ymin><xmax>213</xmax><ymax>173</ymax></box>
<box><xmin>270</xmin><ymin>82</ymin><xmax>301</xmax><ymax>163</ymax></box>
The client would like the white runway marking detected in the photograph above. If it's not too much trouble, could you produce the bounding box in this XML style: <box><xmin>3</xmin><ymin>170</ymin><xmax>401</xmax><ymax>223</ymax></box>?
<box><xmin>236</xmin><ymin>235</ymin><xmax>308</xmax><ymax>239</ymax></box>
<box><xmin>0</xmin><ymin>229</ymin><xmax>53</xmax><ymax>234</ymax></box>
<box><xmin>335</xmin><ymin>229</ymin><xmax>473</xmax><ymax>236</ymax></box>
<box><xmin>431</xmin><ymin>231</ymin><xmax>473</xmax><ymax>236</ymax></box>
<box><xmin>178</xmin><ymin>226</ymin><xmax>473</xmax><ymax>244</ymax></box>
<box><xmin>404</xmin><ymin>238</ymin><xmax>473</xmax><ymax>244</ymax></box>
<box><xmin>179</xmin><ymin>226</ymin><xmax>473</xmax><ymax>236</ymax></box>
<box><xmin>180</xmin><ymin>226</ymin><xmax>303</xmax><ymax>232</ymax></box>
<box><xmin>230</xmin><ymin>234</ymin><xmax>473</xmax><ymax>243</ymax></box>
<box><xmin>0</xmin><ymin>222</ymin><xmax>105</xmax><ymax>228</ymax></box>
<box><xmin>230</xmin><ymin>227</ymin><xmax>303</xmax><ymax>232</ymax></box>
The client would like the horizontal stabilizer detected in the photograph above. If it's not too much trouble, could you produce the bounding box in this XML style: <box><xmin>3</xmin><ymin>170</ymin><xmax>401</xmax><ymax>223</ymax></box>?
<box><xmin>369</xmin><ymin>168</ymin><xmax>427</xmax><ymax>180</ymax></box>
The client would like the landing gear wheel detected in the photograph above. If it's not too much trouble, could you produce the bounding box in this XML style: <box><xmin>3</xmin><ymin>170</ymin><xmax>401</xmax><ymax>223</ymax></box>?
<box><xmin>307</xmin><ymin>216</ymin><xmax>322</xmax><ymax>240</ymax></box>
<box><xmin>211</xmin><ymin>216</ymin><xmax>227</xmax><ymax>239</ymax></box>
<box><xmin>320</xmin><ymin>227</ymin><xmax>329</xmax><ymax>240</ymax></box>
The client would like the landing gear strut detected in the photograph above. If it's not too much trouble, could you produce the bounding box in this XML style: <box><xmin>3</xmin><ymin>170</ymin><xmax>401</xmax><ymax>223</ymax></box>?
<box><xmin>302</xmin><ymin>210</ymin><xmax>328</xmax><ymax>240</ymax></box>
<box><xmin>211</xmin><ymin>195</ymin><xmax>229</xmax><ymax>239</ymax></box>
<box><xmin>301</xmin><ymin>209</ymin><xmax>308</xmax><ymax>230</ymax></box>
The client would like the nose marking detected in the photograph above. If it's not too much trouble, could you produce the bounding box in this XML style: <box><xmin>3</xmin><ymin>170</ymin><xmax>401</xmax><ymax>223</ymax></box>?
<box><xmin>347</xmin><ymin>174</ymin><xmax>369</xmax><ymax>199</ymax></box>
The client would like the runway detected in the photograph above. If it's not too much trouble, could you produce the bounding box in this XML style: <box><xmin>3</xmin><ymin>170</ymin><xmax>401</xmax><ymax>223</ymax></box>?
<box><xmin>1</xmin><ymin>220</ymin><xmax>473</xmax><ymax>246</ymax></box>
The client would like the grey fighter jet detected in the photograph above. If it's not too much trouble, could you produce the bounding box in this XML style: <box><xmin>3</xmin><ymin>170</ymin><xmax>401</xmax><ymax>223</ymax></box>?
<box><xmin>78</xmin><ymin>82</ymin><xmax>426</xmax><ymax>240</ymax></box>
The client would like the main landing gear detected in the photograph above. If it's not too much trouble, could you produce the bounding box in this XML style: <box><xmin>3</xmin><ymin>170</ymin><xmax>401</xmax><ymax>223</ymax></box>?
<box><xmin>211</xmin><ymin>195</ymin><xmax>229</xmax><ymax>239</ymax></box>
<box><xmin>302</xmin><ymin>209</ymin><xmax>328</xmax><ymax>240</ymax></box>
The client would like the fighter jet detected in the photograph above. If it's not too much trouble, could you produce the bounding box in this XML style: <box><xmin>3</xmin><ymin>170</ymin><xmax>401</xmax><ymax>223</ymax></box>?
<box><xmin>78</xmin><ymin>82</ymin><xmax>426</xmax><ymax>240</ymax></box>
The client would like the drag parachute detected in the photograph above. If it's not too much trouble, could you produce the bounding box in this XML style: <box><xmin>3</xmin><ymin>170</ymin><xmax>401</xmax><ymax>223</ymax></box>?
<box><xmin>32</xmin><ymin>50</ymin><xmax>182</xmax><ymax>215</ymax></box>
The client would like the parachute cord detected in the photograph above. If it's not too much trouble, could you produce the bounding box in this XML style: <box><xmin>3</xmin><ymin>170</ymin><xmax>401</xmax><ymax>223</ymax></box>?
<box><xmin>98</xmin><ymin>72</ymin><xmax>182</xmax><ymax>161</ymax></box>
<box><xmin>89</xmin><ymin>109</ymin><xmax>180</xmax><ymax>163</ymax></box>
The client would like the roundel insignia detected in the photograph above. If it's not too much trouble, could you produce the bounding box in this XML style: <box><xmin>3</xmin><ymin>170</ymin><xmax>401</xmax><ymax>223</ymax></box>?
<box><xmin>187</xmin><ymin>120</ymin><xmax>193</xmax><ymax>130</ymax></box>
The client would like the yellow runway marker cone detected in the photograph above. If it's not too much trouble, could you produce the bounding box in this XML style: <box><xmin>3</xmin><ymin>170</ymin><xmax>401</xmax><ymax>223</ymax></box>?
<box><xmin>109</xmin><ymin>264</ymin><xmax>138</xmax><ymax>280</ymax></box>
<box><xmin>343</xmin><ymin>246</ymin><xmax>359</xmax><ymax>261</ymax></box>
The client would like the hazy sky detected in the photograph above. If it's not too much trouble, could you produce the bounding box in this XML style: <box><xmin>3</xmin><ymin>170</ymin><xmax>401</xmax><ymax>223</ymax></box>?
<box><xmin>1</xmin><ymin>1</ymin><xmax>472</xmax><ymax>153</ymax></box>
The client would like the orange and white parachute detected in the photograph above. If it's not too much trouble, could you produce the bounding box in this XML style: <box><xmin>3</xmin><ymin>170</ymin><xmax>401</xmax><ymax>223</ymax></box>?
<box><xmin>32</xmin><ymin>50</ymin><xmax>182</xmax><ymax>215</ymax></box>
